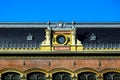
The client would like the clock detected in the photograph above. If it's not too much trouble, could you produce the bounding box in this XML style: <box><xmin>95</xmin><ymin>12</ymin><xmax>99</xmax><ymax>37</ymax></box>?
<box><xmin>56</xmin><ymin>35</ymin><xmax>66</xmax><ymax>44</ymax></box>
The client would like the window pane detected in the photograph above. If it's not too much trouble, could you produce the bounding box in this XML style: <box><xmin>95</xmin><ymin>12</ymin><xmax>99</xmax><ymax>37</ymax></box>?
<box><xmin>27</xmin><ymin>72</ymin><xmax>46</xmax><ymax>80</ymax></box>
<box><xmin>78</xmin><ymin>72</ymin><xmax>96</xmax><ymax>80</ymax></box>
<box><xmin>103</xmin><ymin>72</ymin><xmax>120</xmax><ymax>80</ymax></box>
<box><xmin>52</xmin><ymin>72</ymin><xmax>71</xmax><ymax>80</ymax></box>
<box><xmin>2</xmin><ymin>72</ymin><xmax>20</xmax><ymax>80</ymax></box>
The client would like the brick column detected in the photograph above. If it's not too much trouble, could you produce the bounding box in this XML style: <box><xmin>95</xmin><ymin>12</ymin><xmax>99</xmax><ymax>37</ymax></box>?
<box><xmin>72</xmin><ymin>75</ymin><xmax>78</xmax><ymax>80</ymax></box>
<box><xmin>21</xmin><ymin>74</ymin><xmax>26</xmax><ymax>80</ymax></box>
<box><xmin>46</xmin><ymin>75</ymin><xmax>52</xmax><ymax>80</ymax></box>
<box><xmin>97</xmin><ymin>74</ymin><xmax>103</xmax><ymax>80</ymax></box>
<box><xmin>97</xmin><ymin>77</ymin><xmax>103</xmax><ymax>80</ymax></box>
<box><xmin>0</xmin><ymin>74</ymin><xmax>1</xmax><ymax>80</ymax></box>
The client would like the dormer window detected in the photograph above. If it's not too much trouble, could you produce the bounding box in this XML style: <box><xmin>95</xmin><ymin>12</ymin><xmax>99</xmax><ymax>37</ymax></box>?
<box><xmin>90</xmin><ymin>33</ymin><xmax>96</xmax><ymax>41</ymax></box>
<box><xmin>27</xmin><ymin>33</ymin><xmax>33</xmax><ymax>41</ymax></box>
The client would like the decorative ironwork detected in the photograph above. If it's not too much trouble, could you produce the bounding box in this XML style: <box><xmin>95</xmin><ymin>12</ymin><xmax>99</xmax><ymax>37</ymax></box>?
<box><xmin>48</xmin><ymin>61</ymin><xmax>51</xmax><ymax>67</ymax></box>
<box><xmin>74</xmin><ymin>61</ymin><xmax>76</xmax><ymax>67</ymax></box>
<box><xmin>98</xmin><ymin>61</ymin><xmax>101</xmax><ymax>68</ymax></box>
<box><xmin>27</xmin><ymin>72</ymin><xmax>46</xmax><ymax>80</ymax></box>
<box><xmin>23</xmin><ymin>60</ymin><xmax>26</xmax><ymax>66</ymax></box>
<box><xmin>103</xmin><ymin>72</ymin><xmax>120</xmax><ymax>80</ymax></box>
<box><xmin>1</xmin><ymin>72</ymin><xmax>20</xmax><ymax>80</ymax></box>
<box><xmin>78</xmin><ymin>72</ymin><xmax>96</xmax><ymax>80</ymax></box>
<box><xmin>53</xmin><ymin>72</ymin><xmax>71</xmax><ymax>80</ymax></box>
<box><xmin>83</xmin><ymin>42</ymin><xmax>120</xmax><ymax>48</ymax></box>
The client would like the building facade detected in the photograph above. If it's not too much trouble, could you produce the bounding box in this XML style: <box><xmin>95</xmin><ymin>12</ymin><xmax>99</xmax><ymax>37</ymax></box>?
<box><xmin>0</xmin><ymin>22</ymin><xmax>120</xmax><ymax>80</ymax></box>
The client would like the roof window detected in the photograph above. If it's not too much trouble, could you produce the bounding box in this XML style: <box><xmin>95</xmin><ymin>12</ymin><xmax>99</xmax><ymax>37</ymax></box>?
<box><xmin>90</xmin><ymin>33</ymin><xmax>96</xmax><ymax>41</ymax></box>
<box><xmin>27</xmin><ymin>33</ymin><xmax>33</xmax><ymax>41</ymax></box>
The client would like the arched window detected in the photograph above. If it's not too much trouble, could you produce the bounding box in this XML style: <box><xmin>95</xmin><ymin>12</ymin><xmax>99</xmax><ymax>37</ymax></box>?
<box><xmin>103</xmin><ymin>72</ymin><xmax>120</xmax><ymax>80</ymax></box>
<box><xmin>52</xmin><ymin>72</ymin><xmax>71</xmax><ymax>80</ymax></box>
<box><xmin>27</xmin><ymin>72</ymin><xmax>46</xmax><ymax>80</ymax></box>
<box><xmin>1</xmin><ymin>72</ymin><xmax>20</xmax><ymax>80</ymax></box>
<box><xmin>78</xmin><ymin>72</ymin><xmax>96</xmax><ymax>80</ymax></box>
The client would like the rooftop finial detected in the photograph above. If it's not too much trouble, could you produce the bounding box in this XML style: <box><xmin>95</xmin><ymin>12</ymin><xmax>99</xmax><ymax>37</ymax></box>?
<box><xmin>58</xmin><ymin>21</ymin><xmax>63</xmax><ymax>27</ymax></box>
<box><xmin>47</xmin><ymin>20</ymin><xmax>50</xmax><ymax>25</ymax></box>
<box><xmin>47</xmin><ymin>20</ymin><xmax>51</xmax><ymax>30</ymax></box>
<box><xmin>72</xmin><ymin>20</ymin><xmax>75</xmax><ymax>25</ymax></box>
<box><xmin>72</xmin><ymin>20</ymin><xmax>75</xmax><ymax>29</ymax></box>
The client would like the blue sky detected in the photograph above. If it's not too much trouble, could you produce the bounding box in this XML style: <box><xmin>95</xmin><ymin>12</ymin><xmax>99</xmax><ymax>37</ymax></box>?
<box><xmin>0</xmin><ymin>0</ymin><xmax>120</xmax><ymax>22</ymax></box>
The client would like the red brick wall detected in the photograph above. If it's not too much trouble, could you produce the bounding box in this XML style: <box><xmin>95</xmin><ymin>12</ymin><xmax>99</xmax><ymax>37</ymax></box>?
<box><xmin>0</xmin><ymin>59</ymin><xmax>119</xmax><ymax>71</ymax></box>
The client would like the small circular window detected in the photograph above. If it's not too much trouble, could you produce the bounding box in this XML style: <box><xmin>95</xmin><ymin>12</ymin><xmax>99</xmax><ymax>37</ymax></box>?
<box><xmin>56</xmin><ymin>35</ymin><xmax>66</xmax><ymax>44</ymax></box>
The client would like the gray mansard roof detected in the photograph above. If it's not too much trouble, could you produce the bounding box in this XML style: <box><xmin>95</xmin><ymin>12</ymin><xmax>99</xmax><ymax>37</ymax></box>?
<box><xmin>0</xmin><ymin>22</ymin><xmax>120</xmax><ymax>48</ymax></box>
<box><xmin>0</xmin><ymin>28</ymin><xmax>46</xmax><ymax>48</ymax></box>
<box><xmin>1</xmin><ymin>22</ymin><xmax>120</xmax><ymax>28</ymax></box>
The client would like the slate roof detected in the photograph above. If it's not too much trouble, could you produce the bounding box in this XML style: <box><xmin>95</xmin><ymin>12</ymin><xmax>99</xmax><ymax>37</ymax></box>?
<box><xmin>0</xmin><ymin>22</ymin><xmax>120</xmax><ymax>48</ymax></box>
<box><xmin>0</xmin><ymin>28</ymin><xmax>46</xmax><ymax>48</ymax></box>
<box><xmin>1</xmin><ymin>22</ymin><xmax>120</xmax><ymax>28</ymax></box>
<box><xmin>77</xmin><ymin>28</ymin><xmax>120</xmax><ymax>48</ymax></box>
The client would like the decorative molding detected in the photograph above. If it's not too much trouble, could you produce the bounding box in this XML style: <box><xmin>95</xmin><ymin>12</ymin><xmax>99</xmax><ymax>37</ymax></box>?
<box><xmin>75</xmin><ymin>67</ymin><xmax>99</xmax><ymax>74</ymax></box>
<box><xmin>101</xmin><ymin>68</ymin><xmax>120</xmax><ymax>74</ymax></box>
<box><xmin>24</xmin><ymin>67</ymin><xmax>48</xmax><ymax>74</ymax></box>
<box><xmin>49</xmin><ymin>68</ymin><xmax>73</xmax><ymax>75</ymax></box>
<box><xmin>0</xmin><ymin>68</ymin><xmax>23</xmax><ymax>75</ymax></box>
<box><xmin>0</xmin><ymin>67</ymin><xmax>120</xmax><ymax>78</ymax></box>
